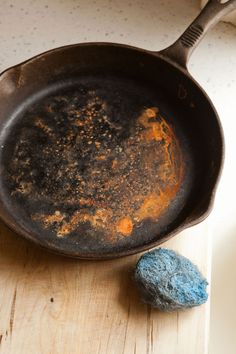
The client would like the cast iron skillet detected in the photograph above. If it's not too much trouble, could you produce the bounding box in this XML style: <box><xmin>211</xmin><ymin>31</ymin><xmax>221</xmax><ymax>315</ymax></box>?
<box><xmin>0</xmin><ymin>0</ymin><xmax>235</xmax><ymax>259</ymax></box>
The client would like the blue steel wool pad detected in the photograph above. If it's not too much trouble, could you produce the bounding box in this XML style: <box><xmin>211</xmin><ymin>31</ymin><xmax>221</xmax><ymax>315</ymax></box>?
<box><xmin>134</xmin><ymin>248</ymin><xmax>208</xmax><ymax>311</ymax></box>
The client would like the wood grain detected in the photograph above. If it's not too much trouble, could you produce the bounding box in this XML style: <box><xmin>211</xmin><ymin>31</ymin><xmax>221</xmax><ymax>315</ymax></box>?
<box><xmin>0</xmin><ymin>220</ymin><xmax>211</xmax><ymax>354</ymax></box>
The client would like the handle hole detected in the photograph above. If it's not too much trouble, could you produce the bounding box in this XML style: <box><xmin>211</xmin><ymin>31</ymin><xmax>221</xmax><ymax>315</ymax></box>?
<box><xmin>219</xmin><ymin>0</ymin><xmax>230</xmax><ymax>4</ymax></box>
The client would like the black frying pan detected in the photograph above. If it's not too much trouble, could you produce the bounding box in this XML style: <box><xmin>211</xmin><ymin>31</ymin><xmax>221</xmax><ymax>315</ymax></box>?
<box><xmin>0</xmin><ymin>0</ymin><xmax>235</xmax><ymax>259</ymax></box>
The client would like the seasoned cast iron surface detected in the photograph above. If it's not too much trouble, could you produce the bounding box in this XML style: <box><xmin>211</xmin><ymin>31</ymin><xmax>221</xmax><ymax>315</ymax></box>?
<box><xmin>0</xmin><ymin>75</ymin><xmax>192</xmax><ymax>255</ymax></box>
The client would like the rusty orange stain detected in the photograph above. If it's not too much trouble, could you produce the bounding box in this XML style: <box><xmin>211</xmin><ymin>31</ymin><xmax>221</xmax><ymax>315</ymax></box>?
<box><xmin>79</xmin><ymin>198</ymin><xmax>95</xmax><ymax>206</ymax></box>
<box><xmin>138</xmin><ymin>107</ymin><xmax>171</xmax><ymax>143</ymax></box>
<box><xmin>116</xmin><ymin>217</ymin><xmax>133</xmax><ymax>236</ymax></box>
<box><xmin>32</xmin><ymin>210</ymin><xmax>64</xmax><ymax>227</ymax></box>
<box><xmin>74</xmin><ymin>119</ymin><xmax>84</xmax><ymax>127</ymax></box>
<box><xmin>34</xmin><ymin>118</ymin><xmax>54</xmax><ymax>137</ymax></box>
<box><xmin>146</xmin><ymin>107</ymin><xmax>158</xmax><ymax>118</ymax></box>
<box><xmin>135</xmin><ymin>193</ymin><xmax>164</xmax><ymax>222</ymax></box>
<box><xmin>138</xmin><ymin>107</ymin><xmax>158</xmax><ymax>127</ymax></box>
<box><xmin>95</xmin><ymin>141</ymin><xmax>101</xmax><ymax>149</ymax></box>
<box><xmin>96</xmin><ymin>155</ymin><xmax>106</xmax><ymax>161</ymax></box>
<box><xmin>57</xmin><ymin>208</ymin><xmax>113</xmax><ymax>237</ymax></box>
<box><xmin>112</xmin><ymin>159</ymin><xmax>118</xmax><ymax>169</ymax></box>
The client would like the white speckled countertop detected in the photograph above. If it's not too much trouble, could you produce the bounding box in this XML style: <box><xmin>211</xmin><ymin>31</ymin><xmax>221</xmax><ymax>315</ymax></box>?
<box><xmin>0</xmin><ymin>1</ymin><xmax>236</xmax><ymax>353</ymax></box>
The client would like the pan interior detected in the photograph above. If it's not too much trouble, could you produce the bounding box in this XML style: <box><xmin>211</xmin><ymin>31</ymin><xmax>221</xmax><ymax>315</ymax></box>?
<box><xmin>0</xmin><ymin>74</ymin><xmax>194</xmax><ymax>255</ymax></box>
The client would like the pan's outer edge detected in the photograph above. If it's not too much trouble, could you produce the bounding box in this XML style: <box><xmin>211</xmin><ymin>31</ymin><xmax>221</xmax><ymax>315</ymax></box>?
<box><xmin>0</xmin><ymin>42</ymin><xmax>224</xmax><ymax>260</ymax></box>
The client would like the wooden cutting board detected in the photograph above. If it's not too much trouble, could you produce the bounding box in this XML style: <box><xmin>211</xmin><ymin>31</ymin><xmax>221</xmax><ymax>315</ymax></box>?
<box><xmin>0</xmin><ymin>220</ymin><xmax>211</xmax><ymax>354</ymax></box>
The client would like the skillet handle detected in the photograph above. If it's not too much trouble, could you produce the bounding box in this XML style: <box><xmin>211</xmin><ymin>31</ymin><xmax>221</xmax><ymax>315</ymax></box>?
<box><xmin>159</xmin><ymin>0</ymin><xmax>236</xmax><ymax>69</ymax></box>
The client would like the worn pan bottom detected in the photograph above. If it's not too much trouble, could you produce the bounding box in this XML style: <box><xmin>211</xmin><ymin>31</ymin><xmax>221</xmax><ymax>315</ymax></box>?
<box><xmin>0</xmin><ymin>73</ymin><xmax>195</xmax><ymax>256</ymax></box>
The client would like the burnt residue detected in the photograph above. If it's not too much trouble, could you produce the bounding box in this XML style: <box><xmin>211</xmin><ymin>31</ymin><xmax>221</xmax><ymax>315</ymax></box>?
<box><xmin>2</xmin><ymin>76</ymin><xmax>186</xmax><ymax>249</ymax></box>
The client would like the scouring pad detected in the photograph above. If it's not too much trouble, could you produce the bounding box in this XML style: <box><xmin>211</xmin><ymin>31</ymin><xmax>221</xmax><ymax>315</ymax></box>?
<box><xmin>135</xmin><ymin>248</ymin><xmax>208</xmax><ymax>311</ymax></box>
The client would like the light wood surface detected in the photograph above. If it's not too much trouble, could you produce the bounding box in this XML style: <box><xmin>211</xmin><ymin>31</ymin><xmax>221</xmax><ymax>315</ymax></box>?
<box><xmin>0</xmin><ymin>220</ymin><xmax>211</xmax><ymax>354</ymax></box>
